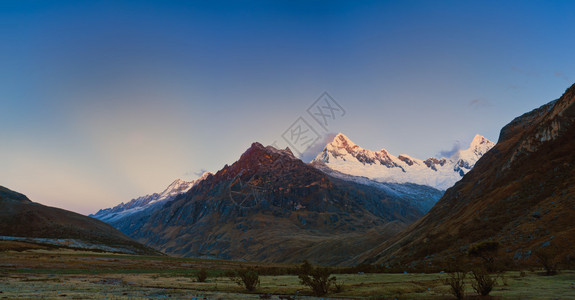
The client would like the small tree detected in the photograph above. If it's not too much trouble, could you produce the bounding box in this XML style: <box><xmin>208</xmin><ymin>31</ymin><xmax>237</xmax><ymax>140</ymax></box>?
<box><xmin>300</xmin><ymin>260</ymin><xmax>313</xmax><ymax>274</ymax></box>
<box><xmin>444</xmin><ymin>271</ymin><xmax>466</xmax><ymax>300</ymax></box>
<box><xmin>444</xmin><ymin>256</ymin><xmax>467</xmax><ymax>300</ymax></box>
<box><xmin>232</xmin><ymin>268</ymin><xmax>260</xmax><ymax>291</ymax></box>
<box><xmin>333</xmin><ymin>278</ymin><xmax>345</xmax><ymax>293</ymax></box>
<box><xmin>533</xmin><ymin>246</ymin><xmax>560</xmax><ymax>275</ymax></box>
<box><xmin>471</xmin><ymin>267</ymin><xmax>497</xmax><ymax>296</ymax></box>
<box><xmin>468</xmin><ymin>240</ymin><xmax>501</xmax><ymax>273</ymax></box>
<box><xmin>196</xmin><ymin>268</ymin><xmax>208</xmax><ymax>282</ymax></box>
<box><xmin>298</xmin><ymin>261</ymin><xmax>336</xmax><ymax>296</ymax></box>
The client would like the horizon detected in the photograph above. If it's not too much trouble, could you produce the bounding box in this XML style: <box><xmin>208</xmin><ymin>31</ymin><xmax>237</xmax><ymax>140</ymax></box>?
<box><xmin>1</xmin><ymin>1</ymin><xmax>574</xmax><ymax>214</ymax></box>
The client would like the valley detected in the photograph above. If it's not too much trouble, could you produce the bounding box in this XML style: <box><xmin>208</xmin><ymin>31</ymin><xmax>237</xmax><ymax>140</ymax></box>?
<box><xmin>2</xmin><ymin>83</ymin><xmax>575</xmax><ymax>299</ymax></box>
<box><xmin>2</xmin><ymin>1</ymin><xmax>574</xmax><ymax>298</ymax></box>
<box><xmin>1</xmin><ymin>246</ymin><xmax>574</xmax><ymax>299</ymax></box>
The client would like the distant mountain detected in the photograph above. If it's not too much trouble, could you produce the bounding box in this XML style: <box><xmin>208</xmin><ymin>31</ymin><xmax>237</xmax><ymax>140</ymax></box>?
<box><xmin>113</xmin><ymin>142</ymin><xmax>442</xmax><ymax>265</ymax></box>
<box><xmin>360</xmin><ymin>83</ymin><xmax>575</xmax><ymax>268</ymax></box>
<box><xmin>0</xmin><ymin>186</ymin><xmax>158</xmax><ymax>255</ymax></box>
<box><xmin>312</xmin><ymin>133</ymin><xmax>494</xmax><ymax>190</ymax></box>
<box><xmin>91</xmin><ymin>174</ymin><xmax>211</xmax><ymax>224</ymax></box>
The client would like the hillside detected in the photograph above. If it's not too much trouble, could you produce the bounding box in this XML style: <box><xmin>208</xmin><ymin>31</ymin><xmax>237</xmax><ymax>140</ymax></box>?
<box><xmin>122</xmin><ymin>143</ymin><xmax>441</xmax><ymax>265</ymax></box>
<box><xmin>0</xmin><ymin>186</ymin><xmax>158</xmax><ymax>255</ymax></box>
<box><xmin>360</xmin><ymin>83</ymin><xmax>575</xmax><ymax>268</ymax></box>
<box><xmin>90</xmin><ymin>174</ymin><xmax>211</xmax><ymax>236</ymax></box>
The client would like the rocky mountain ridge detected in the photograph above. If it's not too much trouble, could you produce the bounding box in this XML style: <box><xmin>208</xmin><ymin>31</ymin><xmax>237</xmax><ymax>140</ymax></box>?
<box><xmin>91</xmin><ymin>174</ymin><xmax>211</xmax><ymax>224</ymax></box>
<box><xmin>313</xmin><ymin>133</ymin><xmax>494</xmax><ymax>190</ymax></box>
<box><xmin>109</xmin><ymin>142</ymin><xmax>442</xmax><ymax>265</ymax></box>
<box><xmin>359</xmin><ymin>83</ymin><xmax>575</xmax><ymax>268</ymax></box>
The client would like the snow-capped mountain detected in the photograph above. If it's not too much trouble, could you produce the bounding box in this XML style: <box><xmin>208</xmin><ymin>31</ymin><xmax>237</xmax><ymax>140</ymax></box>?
<box><xmin>91</xmin><ymin>172</ymin><xmax>211</xmax><ymax>223</ymax></box>
<box><xmin>312</xmin><ymin>133</ymin><xmax>494</xmax><ymax>190</ymax></box>
<box><xmin>117</xmin><ymin>142</ymin><xmax>441</xmax><ymax>264</ymax></box>
<box><xmin>363</xmin><ymin>83</ymin><xmax>575</xmax><ymax>268</ymax></box>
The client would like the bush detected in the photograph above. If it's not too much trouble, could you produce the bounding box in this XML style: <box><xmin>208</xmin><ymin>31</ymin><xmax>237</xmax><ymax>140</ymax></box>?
<box><xmin>471</xmin><ymin>267</ymin><xmax>497</xmax><ymax>296</ymax></box>
<box><xmin>444</xmin><ymin>271</ymin><xmax>466</xmax><ymax>300</ymax></box>
<box><xmin>333</xmin><ymin>278</ymin><xmax>345</xmax><ymax>293</ymax></box>
<box><xmin>196</xmin><ymin>268</ymin><xmax>208</xmax><ymax>282</ymax></box>
<box><xmin>231</xmin><ymin>268</ymin><xmax>260</xmax><ymax>291</ymax></box>
<box><xmin>443</xmin><ymin>255</ymin><xmax>468</xmax><ymax>300</ymax></box>
<box><xmin>297</xmin><ymin>261</ymin><xmax>337</xmax><ymax>296</ymax></box>
<box><xmin>468</xmin><ymin>240</ymin><xmax>501</xmax><ymax>272</ymax></box>
<box><xmin>533</xmin><ymin>246</ymin><xmax>560</xmax><ymax>275</ymax></box>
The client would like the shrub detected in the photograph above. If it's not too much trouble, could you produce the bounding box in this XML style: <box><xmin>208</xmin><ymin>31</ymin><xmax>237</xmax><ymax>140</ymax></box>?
<box><xmin>297</xmin><ymin>261</ymin><xmax>337</xmax><ymax>296</ymax></box>
<box><xmin>196</xmin><ymin>268</ymin><xmax>208</xmax><ymax>282</ymax></box>
<box><xmin>444</xmin><ymin>271</ymin><xmax>466</xmax><ymax>300</ymax></box>
<box><xmin>500</xmin><ymin>273</ymin><xmax>509</xmax><ymax>286</ymax></box>
<box><xmin>444</xmin><ymin>255</ymin><xmax>468</xmax><ymax>299</ymax></box>
<box><xmin>232</xmin><ymin>268</ymin><xmax>260</xmax><ymax>291</ymax></box>
<box><xmin>333</xmin><ymin>278</ymin><xmax>345</xmax><ymax>293</ymax></box>
<box><xmin>471</xmin><ymin>267</ymin><xmax>497</xmax><ymax>296</ymax></box>
<box><xmin>533</xmin><ymin>246</ymin><xmax>560</xmax><ymax>275</ymax></box>
<box><xmin>468</xmin><ymin>240</ymin><xmax>501</xmax><ymax>272</ymax></box>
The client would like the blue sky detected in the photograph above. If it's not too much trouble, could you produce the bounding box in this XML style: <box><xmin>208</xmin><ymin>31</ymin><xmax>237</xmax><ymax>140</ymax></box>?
<box><xmin>1</xmin><ymin>0</ymin><xmax>574</xmax><ymax>214</ymax></box>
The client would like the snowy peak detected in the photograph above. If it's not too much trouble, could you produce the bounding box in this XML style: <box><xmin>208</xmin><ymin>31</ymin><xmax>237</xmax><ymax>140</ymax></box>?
<box><xmin>323</xmin><ymin>133</ymin><xmax>362</xmax><ymax>159</ymax></box>
<box><xmin>320</xmin><ymin>133</ymin><xmax>400</xmax><ymax>168</ymax></box>
<box><xmin>313</xmin><ymin>133</ymin><xmax>495</xmax><ymax>190</ymax></box>
<box><xmin>330</xmin><ymin>133</ymin><xmax>358</xmax><ymax>149</ymax></box>
<box><xmin>158</xmin><ymin>178</ymin><xmax>196</xmax><ymax>201</ymax></box>
<box><xmin>91</xmin><ymin>173</ymin><xmax>212</xmax><ymax>222</ymax></box>
<box><xmin>471</xmin><ymin>134</ymin><xmax>490</xmax><ymax>147</ymax></box>
<box><xmin>452</xmin><ymin>135</ymin><xmax>495</xmax><ymax>171</ymax></box>
<box><xmin>463</xmin><ymin>134</ymin><xmax>494</xmax><ymax>157</ymax></box>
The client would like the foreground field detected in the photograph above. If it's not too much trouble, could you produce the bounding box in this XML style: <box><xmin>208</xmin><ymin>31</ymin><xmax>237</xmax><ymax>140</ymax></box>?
<box><xmin>0</xmin><ymin>246</ymin><xmax>574</xmax><ymax>299</ymax></box>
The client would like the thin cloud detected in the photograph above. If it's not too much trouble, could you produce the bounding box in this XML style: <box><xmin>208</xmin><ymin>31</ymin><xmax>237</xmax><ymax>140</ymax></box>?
<box><xmin>185</xmin><ymin>169</ymin><xmax>209</xmax><ymax>178</ymax></box>
<box><xmin>554</xmin><ymin>71</ymin><xmax>570</xmax><ymax>83</ymax></box>
<box><xmin>438</xmin><ymin>141</ymin><xmax>461</xmax><ymax>158</ymax></box>
<box><xmin>511</xmin><ymin>66</ymin><xmax>538</xmax><ymax>77</ymax></box>
<box><xmin>469</xmin><ymin>98</ymin><xmax>491</xmax><ymax>108</ymax></box>
<box><xmin>299</xmin><ymin>132</ymin><xmax>338</xmax><ymax>163</ymax></box>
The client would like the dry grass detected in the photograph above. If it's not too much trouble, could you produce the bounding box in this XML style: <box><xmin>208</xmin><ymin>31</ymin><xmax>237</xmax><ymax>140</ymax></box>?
<box><xmin>1</xmin><ymin>249</ymin><xmax>574</xmax><ymax>299</ymax></box>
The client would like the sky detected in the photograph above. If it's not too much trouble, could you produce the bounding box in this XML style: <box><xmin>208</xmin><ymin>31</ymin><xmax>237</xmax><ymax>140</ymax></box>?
<box><xmin>1</xmin><ymin>0</ymin><xmax>574</xmax><ymax>214</ymax></box>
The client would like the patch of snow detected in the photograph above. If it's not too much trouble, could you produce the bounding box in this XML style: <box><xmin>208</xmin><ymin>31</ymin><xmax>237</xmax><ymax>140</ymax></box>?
<box><xmin>91</xmin><ymin>173</ymin><xmax>212</xmax><ymax>223</ymax></box>
<box><xmin>0</xmin><ymin>236</ymin><xmax>138</xmax><ymax>254</ymax></box>
<box><xmin>312</xmin><ymin>133</ymin><xmax>495</xmax><ymax>190</ymax></box>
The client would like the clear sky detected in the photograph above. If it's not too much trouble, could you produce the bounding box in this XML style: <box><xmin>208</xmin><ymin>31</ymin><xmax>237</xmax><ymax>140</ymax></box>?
<box><xmin>1</xmin><ymin>0</ymin><xmax>574</xmax><ymax>214</ymax></box>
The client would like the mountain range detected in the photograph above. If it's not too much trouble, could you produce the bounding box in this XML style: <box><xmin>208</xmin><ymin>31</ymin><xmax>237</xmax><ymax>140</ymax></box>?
<box><xmin>91</xmin><ymin>132</ymin><xmax>494</xmax><ymax>264</ymax></box>
<box><xmin>4</xmin><ymin>83</ymin><xmax>573</xmax><ymax>269</ymax></box>
<box><xmin>360</xmin><ymin>83</ymin><xmax>575</xmax><ymax>268</ymax></box>
<box><xmin>93</xmin><ymin>143</ymin><xmax>448</xmax><ymax>265</ymax></box>
<box><xmin>90</xmin><ymin>173</ymin><xmax>211</xmax><ymax>235</ymax></box>
<box><xmin>94</xmin><ymin>132</ymin><xmax>491</xmax><ymax>228</ymax></box>
<box><xmin>313</xmin><ymin>133</ymin><xmax>494</xmax><ymax>190</ymax></box>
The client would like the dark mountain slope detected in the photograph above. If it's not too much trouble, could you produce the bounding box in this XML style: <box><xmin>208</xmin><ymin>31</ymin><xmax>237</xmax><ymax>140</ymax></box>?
<box><xmin>0</xmin><ymin>186</ymin><xmax>158</xmax><ymax>255</ymax></box>
<box><xmin>361</xmin><ymin>83</ymin><xmax>575</xmax><ymax>268</ymax></box>
<box><xmin>127</xmin><ymin>143</ymin><xmax>436</xmax><ymax>265</ymax></box>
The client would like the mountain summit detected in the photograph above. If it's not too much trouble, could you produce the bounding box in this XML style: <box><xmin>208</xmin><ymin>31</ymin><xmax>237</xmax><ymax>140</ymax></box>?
<box><xmin>91</xmin><ymin>173</ymin><xmax>212</xmax><ymax>235</ymax></box>
<box><xmin>103</xmin><ymin>140</ymin><xmax>442</xmax><ymax>264</ymax></box>
<box><xmin>312</xmin><ymin>133</ymin><xmax>494</xmax><ymax>190</ymax></box>
<box><xmin>361</xmin><ymin>83</ymin><xmax>575</xmax><ymax>267</ymax></box>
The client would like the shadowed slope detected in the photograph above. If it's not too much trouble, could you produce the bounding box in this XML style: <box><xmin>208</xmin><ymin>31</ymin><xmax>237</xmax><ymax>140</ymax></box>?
<box><xmin>360</xmin><ymin>83</ymin><xmax>575</xmax><ymax>268</ymax></box>
<box><xmin>0</xmin><ymin>186</ymin><xmax>159</xmax><ymax>255</ymax></box>
<box><xmin>127</xmin><ymin>143</ymin><xmax>435</xmax><ymax>265</ymax></box>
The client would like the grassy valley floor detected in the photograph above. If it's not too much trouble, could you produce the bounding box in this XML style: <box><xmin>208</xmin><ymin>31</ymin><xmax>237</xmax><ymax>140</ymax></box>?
<box><xmin>0</xmin><ymin>244</ymin><xmax>574</xmax><ymax>299</ymax></box>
